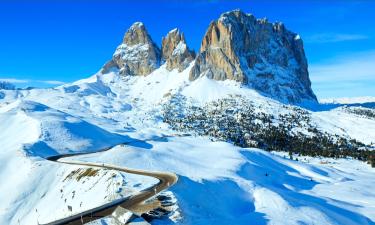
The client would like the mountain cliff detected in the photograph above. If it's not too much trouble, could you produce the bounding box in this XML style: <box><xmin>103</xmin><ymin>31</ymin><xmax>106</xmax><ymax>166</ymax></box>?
<box><xmin>162</xmin><ymin>28</ymin><xmax>195</xmax><ymax>72</ymax></box>
<box><xmin>102</xmin><ymin>22</ymin><xmax>161</xmax><ymax>76</ymax></box>
<box><xmin>190</xmin><ymin>10</ymin><xmax>316</xmax><ymax>103</ymax></box>
<box><xmin>101</xmin><ymin>10</ymin><xmax>317</xmax><ymax>104</ymax></box>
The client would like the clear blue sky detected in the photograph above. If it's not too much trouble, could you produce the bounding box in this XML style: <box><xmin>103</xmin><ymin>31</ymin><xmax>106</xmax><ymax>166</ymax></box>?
<box><xmin>0</xmin><ymin>0</ymin><xmax>374</xmax><ymax>99</ymax></box>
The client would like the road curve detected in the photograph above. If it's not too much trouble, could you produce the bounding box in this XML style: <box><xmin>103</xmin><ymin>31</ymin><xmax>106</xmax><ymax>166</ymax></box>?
<box><xmin>41</xmin><ymin>144</ymin><xmax>178</xmax><ymax>225</ymax></box>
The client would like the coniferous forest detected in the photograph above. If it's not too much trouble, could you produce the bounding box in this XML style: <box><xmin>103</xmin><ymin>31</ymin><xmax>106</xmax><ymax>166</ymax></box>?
<box><xmin>163</xmin><ymin>96</ymin><xmax>375</xmax><ymax>167</ymax></box>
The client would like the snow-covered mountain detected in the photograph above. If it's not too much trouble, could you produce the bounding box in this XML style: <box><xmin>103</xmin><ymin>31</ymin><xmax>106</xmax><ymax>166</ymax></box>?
<box><xmin>1</xmin><ymin>66</ymin><xmax>374</xmax><ymax>225</ymax></box>
<box><xmin>103</xmin><ymin>10</ymin><xmax>316</xmax><ymax>104</ymax></box>
<box><xmin>103</xmin><ymin>22</ymin><xmax>162</xmax><ymax>76</ymax></box>
<box><xmin>0</xmin><ymin>9</ymin><xmax>374</xmax><ymax>225</ymax></box>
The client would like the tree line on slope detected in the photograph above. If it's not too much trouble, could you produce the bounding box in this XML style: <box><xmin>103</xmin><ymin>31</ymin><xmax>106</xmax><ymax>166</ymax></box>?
<box><xmin>163</xmin><ymin>96</ymin><xmax>375</xmax><ymax>167</ymax></box>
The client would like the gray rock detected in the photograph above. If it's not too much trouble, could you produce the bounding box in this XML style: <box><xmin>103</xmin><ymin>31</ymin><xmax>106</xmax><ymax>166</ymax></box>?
<box><xmin>190</xmin><ymin>10</ymin><xmax>317</xmax><ymax>103</ymax></box>
<box><xmin>102</xmin><ymin>22</ymin><xmax>161</xmax><ymax>76</ymax></box>
<box><xmin>161</xmin><ymin>28</ymin><xmax>195</xmax><ymax>72</ymax></box>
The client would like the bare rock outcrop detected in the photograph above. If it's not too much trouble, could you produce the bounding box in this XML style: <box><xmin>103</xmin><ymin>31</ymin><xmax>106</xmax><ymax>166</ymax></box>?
<box><xmin>100</xmin><ymin>10</ymin><xmax>317</xmax><ymax>103</ymax></box>
<box><xmin>102</xmin><ymin>22</ymin><xmax>161</xmax><ymax>76</ymax></box>
<box><xmin>190</xmin><ymin>10</ymin><xmax>317</xmax><ymax>103</ymax></box>
<box><xmin>161</xmin><ymin>29</ymin><xmax>195</xmax><ymax>72</ymax></box>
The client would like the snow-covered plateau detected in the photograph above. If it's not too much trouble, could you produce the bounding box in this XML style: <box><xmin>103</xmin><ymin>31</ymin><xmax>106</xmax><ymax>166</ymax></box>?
<box><xmin>0</xmin><ymin>64</ymin><xmax>374</xmax><ymax>225</ymax></box>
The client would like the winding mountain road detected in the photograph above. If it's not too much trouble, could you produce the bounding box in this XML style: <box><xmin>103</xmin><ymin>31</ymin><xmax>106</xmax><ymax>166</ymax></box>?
<box><xmin>41</xmin><ymin>142</ymin><xmax>178</xmax><ymax>225</ymax></box>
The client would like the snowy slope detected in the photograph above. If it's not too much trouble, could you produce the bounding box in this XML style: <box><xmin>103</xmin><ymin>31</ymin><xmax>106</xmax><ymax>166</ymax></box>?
<box><xmin>0</xmin><ymin>99</ymin><xmax>156</xmax><ymax>224</ymax></box>
<box><xmin>312</xmin><ymin>109</ymin><xmax>375</xmax><ymax>145</ymax></box>
<box><xmin>320</xmin><ymin>96</ymin><xmax>375</xmax><ymax>104</ymax></box>
<box><xmin>66</xmin><ymin>137</ymin><xmax>375</xmax><ymax>225</ymax></box>
<box><xmin>0</xmin><ymin>64</ymin><xmax>374</xmax><ymax>225</ymax></box>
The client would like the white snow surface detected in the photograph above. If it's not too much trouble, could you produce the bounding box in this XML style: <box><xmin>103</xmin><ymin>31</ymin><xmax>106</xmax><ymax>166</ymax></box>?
<box><xmin>320</xmin><ymin>96</ymin><xmax>375</xmax><ymax>104</ymax></box>
<box><xmin>172</xmin><ymin>41</ymin><xmax>187</xmax><ymax>56</ymax></box>
<box><xmin>0</xmin><ymin>65</ymin><xmax>374</xmax><ymax>225</ymax></box>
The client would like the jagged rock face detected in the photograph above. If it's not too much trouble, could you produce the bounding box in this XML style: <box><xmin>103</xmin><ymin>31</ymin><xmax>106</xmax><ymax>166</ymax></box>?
<box><xmin>190</xmin><ymin>10</ymin><xmax>317</xmax><ymax>103</ymax></box>
<box><xmin>162</xmin><ymin>29</ymin><xmax>195</xmax><ymax>72</ymax></box>
<box><xmin>103</xmin><ymin>22</ymin><xmax>161</xmax><ymax>76</ymax></box>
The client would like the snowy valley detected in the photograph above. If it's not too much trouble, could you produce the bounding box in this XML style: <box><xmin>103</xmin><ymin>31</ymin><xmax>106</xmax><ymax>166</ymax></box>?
<box><xmin>0</xmin><ymin>9</ymin><xmax>374</xmax><ymax>225</ymax></box>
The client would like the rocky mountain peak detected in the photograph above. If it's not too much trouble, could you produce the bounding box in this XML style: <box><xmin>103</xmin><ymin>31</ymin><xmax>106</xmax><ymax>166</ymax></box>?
<box><xmin>162</xmin><ymin>28</ymin><xmax>184</xmax><ymax>60</ymax></box>
<box><xmin>102</xmin><ymin>22</ymin><xmax>161</xmax><ymax>76</ymax></box>
<box><xmin>162</xmin><ymin>28</ymin><xmax>195</xmax><ymax>72</ymax></box>
<box><xmin>123</xmin><ymin>22</ymin><xmax>151</xmax><ymax>46</ymax></box>
<box><xmin>190</xmin><ymin>9</ymin><xmax>317</xmax><ymax>103</ymax></box>
<box><xmin>101</xmin><ymin>10</ymin><xmax>317</xmax><ymax>103</ymax></box>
